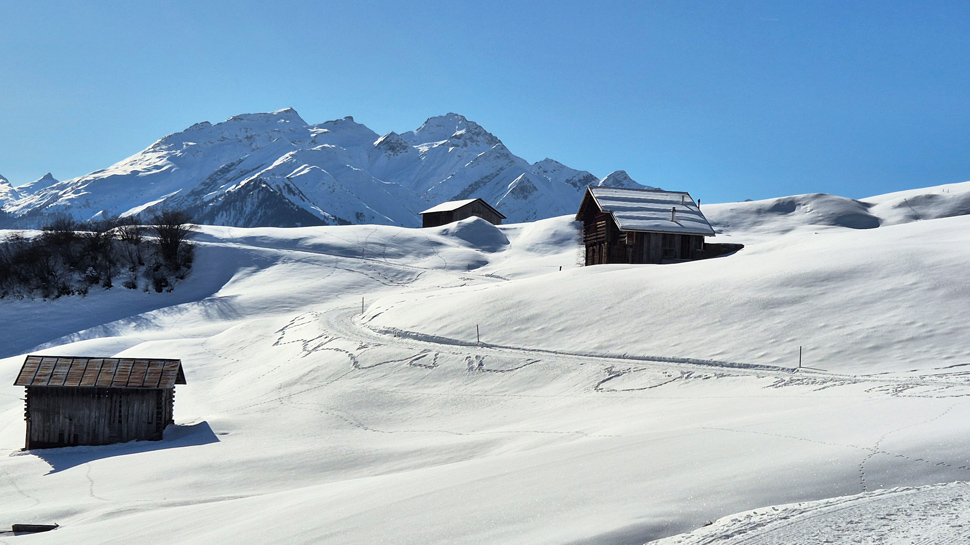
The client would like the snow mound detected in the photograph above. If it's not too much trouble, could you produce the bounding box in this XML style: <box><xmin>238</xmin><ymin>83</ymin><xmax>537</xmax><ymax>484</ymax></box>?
<box><xmin>438</xmin><ymin>217</ymin><xmax>510</xmax><ymax>252</ymax></box>
<box><xmin>502</xmin><ymin>215</ymin><xmax>581</xmax><ymax>256</ymax></box>
<box><xmin>864</xmin><ymin>181</ymin><xmax>970</xmax><ymax>225</ymax></box>
<box><xmin>705</xmin><ymin>193</ymin><xmax>880</xmax><ymax>235</ymax></box>
<box><xmin>705</xmin><ymin>181</ymin><xmax>970</xmax><ymax>238</ymax></box>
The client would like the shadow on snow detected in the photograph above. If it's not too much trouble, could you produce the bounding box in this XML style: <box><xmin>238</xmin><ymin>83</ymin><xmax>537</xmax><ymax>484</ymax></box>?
<box><xmin>25</xmin><ymin>421</ymin><xmax>219</xmax><ymax>474</ymax></box>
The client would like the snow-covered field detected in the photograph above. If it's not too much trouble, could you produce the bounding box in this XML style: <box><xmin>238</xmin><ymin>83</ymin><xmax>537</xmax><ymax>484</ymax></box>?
<box><xmin>2</xmin><ymin>183</ymin><xmax>970</xmax><ymax>544</ymax></box>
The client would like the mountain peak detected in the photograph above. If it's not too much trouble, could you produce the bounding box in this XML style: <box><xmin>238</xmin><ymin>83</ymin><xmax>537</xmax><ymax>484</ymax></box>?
<box><xmin>404</xmin><ymin>113</ymin><xmax>500</xmax><ymax>147</ymax></box>
<box><xmin>597</xmin><ymin>170</ymin><xmax>653</xmax><ymax>190</ymax></box>
<box><xmin>534</xmin><ymin>158</ymin><xmax>564</xmax><ymax>167</ymax></box>
<box><xmin>5</xmin><ymin>172</ymin><xmax>59</xmax><ymax>203</ymax></box>
<box><xmin>532</xmin><ymin>158</ymin><xmax>568</xmax><ymax>174</ymax></box>
<box><xmin>424</xmin><ymin>112</ymin><xmax>468</xmax><ymax>126</ymax></box>
<box><xmin>23</xmin><ymin>172</ymin><xmax>61</xmax><ymax>190</ymax></box>
<box><xmin>227</xmin><ymin>108</ymin><xmax>308</xmax><ymax>127</ymax></box>
<box><xmin>309</xmin><ymin>116</ymin><xmax>380</xmax><ymax>149</ymax></box>
<box><xmin>0</xmin><ymin>173</ymin><xmax>16</xmax><ymax>203</ymax></box>
<box><xmin>374</xmin><ymin>131</ymin><xmax>410</xmax><ymax>156</ymax></box>
<box><xmin>317</xmin><ymin>115</ymin><xmax>366</xmax><ymax>130</ymax></box>
<box><xmin>152</xmin><ymin>109</ymin><xmax>310</xmax><ymax>152</ymax></box>
<box><xmin>186</xmin><ymin>121</ymin><xmax>213</xmax><ymax>131</ymax></box>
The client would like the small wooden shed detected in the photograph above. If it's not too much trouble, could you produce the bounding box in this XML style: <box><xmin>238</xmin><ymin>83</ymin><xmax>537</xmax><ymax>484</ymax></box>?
<box><xmin>576</xmin><ymin>187</ymin><xmax>716</xmax><ymax>265</ymax></box>
<box><xmin>419</xmin><ymin>198</ymin><xmax>506</xmax><ymax>228</ymax></box>
<box><xmin>14</xmin><ymin>355</ymin><xmax>186</xmax><ymax>450</ymax></box>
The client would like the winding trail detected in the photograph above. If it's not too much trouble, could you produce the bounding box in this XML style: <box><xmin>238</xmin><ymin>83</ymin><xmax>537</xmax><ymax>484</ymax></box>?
<box><xmin>306</xmin><ymin>305</ymin><xmax>970</xmax><ymax>400</ymax></box>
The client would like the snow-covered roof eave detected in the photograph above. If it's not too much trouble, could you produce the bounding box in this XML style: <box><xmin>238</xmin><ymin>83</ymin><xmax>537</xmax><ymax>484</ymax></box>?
<box><xmin>611</xmin><ymin>222</ymin><xmax>716</xmax><ymax>237</ymax></box>
<box><xmin>419</xmin><ymin>199</ymin><xmax>480</xmax><ymax>215</ymax></box>
<box><xmin>419</xmin><ymin>198</ymin><xmax>506</xmax><ymax>219</ymax></box>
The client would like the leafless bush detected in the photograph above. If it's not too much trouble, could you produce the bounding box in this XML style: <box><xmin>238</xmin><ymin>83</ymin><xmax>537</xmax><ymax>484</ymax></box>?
<box><xmin>0</xmin><ymin>209</ymin><xmax>196</xmax><ymax>299</ymax></box>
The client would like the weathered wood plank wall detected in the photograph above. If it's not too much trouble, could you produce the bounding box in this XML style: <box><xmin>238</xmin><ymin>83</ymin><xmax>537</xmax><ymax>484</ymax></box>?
<box><xmin>25</xmin><ymin>387</ymin><xmax>173</xmax><ymax>449</ymax></box>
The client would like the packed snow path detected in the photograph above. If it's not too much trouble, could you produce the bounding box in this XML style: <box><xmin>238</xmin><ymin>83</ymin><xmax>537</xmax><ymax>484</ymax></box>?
<box><xmin>654</xmin><ymin>482</ymin><xmax>970</xmax><ymax>544</ymax></box>
<box><xmin>1</xmin><ymin>203</ymin><xmax>970</xmax><ymax>544</ymax></box>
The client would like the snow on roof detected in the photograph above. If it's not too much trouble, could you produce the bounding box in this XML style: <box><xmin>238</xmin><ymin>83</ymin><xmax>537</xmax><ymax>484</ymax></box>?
<box><xmin>419</xmin><ymin>198</ymin><xmax>506</xmax><ymax>217</ymax></box>
<box><xmin>586</xmin><ymin>187</ymin><xmax>715</xmax><ymax>236</ymax></box>
<box><xmin>420</xmin><ymin>199</ymin><xmax>478</xmax><ymax>214</ymax></box>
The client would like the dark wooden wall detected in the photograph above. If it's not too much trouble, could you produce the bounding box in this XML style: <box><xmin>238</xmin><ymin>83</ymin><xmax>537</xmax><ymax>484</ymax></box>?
<box><xmin>582</xmin><ymin>214</ymin><xmax>705</xmax><ymax>265</ymax></box>
<box><xmin>422</xmin><ymin>211</ymin><xmax>455</xmax><ymax>228</ymax></box>
<box><xmin>583</xmin><ymin>212</ymin><xmax>625</xmax><ymax>264</ymax></box>
<box><xmin>423</xmin><ymin>201</ymin><xmax>504</xmax><ymax>227</ymax></box>
<box><xmin>25</xmin><ymin>387</ymin><xmax>174</xmax><ymax>449</ymax></box>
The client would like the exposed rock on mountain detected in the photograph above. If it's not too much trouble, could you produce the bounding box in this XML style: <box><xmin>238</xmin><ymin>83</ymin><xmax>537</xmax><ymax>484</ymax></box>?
<box><xmin>0</xmin><ymin>109</ymin><xmax>650</xmax><ymax>228</ymax></box>
<box><xmin>0</xmin><ymin>174</ymin><xmax>19</xmax><ymax>205</ymax></box>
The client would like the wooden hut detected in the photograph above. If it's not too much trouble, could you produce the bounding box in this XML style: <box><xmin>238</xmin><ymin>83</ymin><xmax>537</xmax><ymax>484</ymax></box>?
<box><xmin>420</xmin><ymin>198</ymin><xmax>506</xmax><ymax>228</ymax></box>
<box><xmin>14</xmin><ymin>355</ymin><xmax>186</xmax><ymax>450</ymax></box>
<box><xmin>576</xmin><ymin>187</ymin><xmax>716</xmax><ymax>265</ymax></box>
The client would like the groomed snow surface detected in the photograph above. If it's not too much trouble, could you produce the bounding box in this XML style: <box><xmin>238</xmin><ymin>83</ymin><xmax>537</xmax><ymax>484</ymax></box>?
<box><xmin>2</xmin><ymin>183</ymin><xmax>970</xmax><ymax>544</ymax></box>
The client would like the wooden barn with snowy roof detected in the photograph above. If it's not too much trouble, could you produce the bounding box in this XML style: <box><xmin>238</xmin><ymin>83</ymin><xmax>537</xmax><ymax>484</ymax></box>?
<box><xmin>420</xmin><ymin>198</ymin><xmax>506</xmax><ymax>228</ymax></box>
<box><xmin>14</xmin><ymin>355</ymin><xmax>186</xmax><ymax>450</ymax></box>
<box><xmin>576</xmin><ymin>187</ymin><xmax>718</xmax><ymax>265</ymax></box>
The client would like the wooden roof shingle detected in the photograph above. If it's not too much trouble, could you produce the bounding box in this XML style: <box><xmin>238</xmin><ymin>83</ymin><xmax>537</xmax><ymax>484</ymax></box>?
<box><xmin>577</xmin><ymin>187</ymin><xmax>716</xmax><ymax>237</ymax></box>
<box><xmin>14</xmin><ymin>356</ymin><xmax>186</xmax><ymax>388</ymax></box>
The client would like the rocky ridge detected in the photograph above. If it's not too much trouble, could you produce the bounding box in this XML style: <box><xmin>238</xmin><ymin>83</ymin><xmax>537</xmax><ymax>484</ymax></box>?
<box><xmin>0</xmin><ymin>109</ymin><xmax>652</xmax><ymax>228</ymax></box>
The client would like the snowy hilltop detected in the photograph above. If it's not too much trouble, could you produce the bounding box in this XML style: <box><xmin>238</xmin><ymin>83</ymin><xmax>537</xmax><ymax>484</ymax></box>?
<box><xmin>0</xmin><ymin>109</ymin><xmax>649</xmax><ymax>228</ymax></box>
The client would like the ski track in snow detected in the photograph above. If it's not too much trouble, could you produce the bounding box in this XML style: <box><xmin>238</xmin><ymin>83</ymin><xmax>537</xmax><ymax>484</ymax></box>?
<box><xmin>204</xmin><ymin>284</ymin><xmax>970</xmax><ymax>544</ymax></box>
<box><xmin>224</xmin><ymin>306</ymin><xmax>631</xmax><ymax>440</ymax></box>
<box><xmin>310</xmin><ymin>256</ymin><xmax>970</xmax><ymax>544</ymax></box>
<box><xmin>654</xmin><ymin>482</ymin><xmax>970</xmax><ymax>544</ymax></box>
<box><xmin>84</xmin><ymin>464</ymin><xmax>109</xmax><ymax>502</ymax></box>
<box><xmin>858</xmin><ymin>401</ymin><xmax>970</xmax><ymax>493</ymax></box>
<box><xmin>0</xmin><ymin>467</ymin><xmax>39</xmax><ymax>508</ymax></box>
<box><xmin>342</xmin><ymin>299</ymin><xmax>970</xmax><ymax>516</ymax></box>
<box><xmin>265</xmin><ymin>303</ymin><xmax>970</xmax><ymax>485</ymax></box>
<box><xmin>354</xmin><ymin>307</ymin><xmax>970</xmax><ymax>401</ymax></box>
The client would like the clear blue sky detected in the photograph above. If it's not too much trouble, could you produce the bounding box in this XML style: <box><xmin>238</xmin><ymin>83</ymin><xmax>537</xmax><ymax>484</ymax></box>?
<box><xmin>1</xmin><ymin>1</ymin><xmax>968</xmax><ymax>204</ymax></box>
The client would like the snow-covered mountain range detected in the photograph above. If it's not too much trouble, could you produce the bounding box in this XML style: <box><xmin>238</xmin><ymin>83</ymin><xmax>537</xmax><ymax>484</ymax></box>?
<box><xmin>0</xmin><ymin>109</ymin><xmax>648</xmax><ymax>228</ymax></box>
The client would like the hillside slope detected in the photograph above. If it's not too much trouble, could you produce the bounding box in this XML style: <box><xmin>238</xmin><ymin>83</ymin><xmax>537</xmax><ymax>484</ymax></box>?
<box><xmin>1</xmin><ymin>182</ymin><xmax>969</xmax><ymax>544</ymax></box>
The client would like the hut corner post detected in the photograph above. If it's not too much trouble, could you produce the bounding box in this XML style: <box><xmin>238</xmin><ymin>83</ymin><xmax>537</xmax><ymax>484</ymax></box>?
<box><xmin>23</xmin><ymin>387</ymin><xmax>31</xmax><ymax>450</ymax></box>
